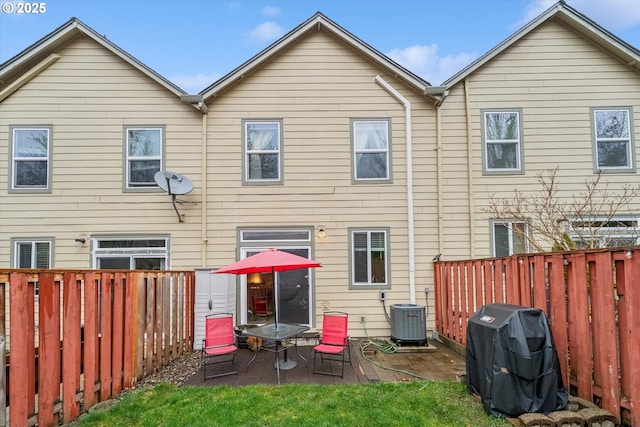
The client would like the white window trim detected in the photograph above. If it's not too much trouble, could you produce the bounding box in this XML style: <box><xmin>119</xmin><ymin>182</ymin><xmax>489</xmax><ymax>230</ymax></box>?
<box><xmin>567</xmin><ymin>216</ymin><xmax>640</xmax><ymax>248</ymax></box>
<box><xmin>11</xmin><ymin>238</ymin><xmax>53</xmax><ymax>268</ymax></box>
<box><xmin>491</xmin><ymin>220</ymin><xmax>528</xmax><ymax>257</ymax></box>
<box><xmin>124</xmin><ymin>126</ymin><xmax>165</xmax><ymax>191</ymax></box>
<box><xmin>351</xmin><ymin>119</ymin><xmax>391</xmax><ymax>183</ymax></box>
<box><xmin>349</xmin><ymin>227</ymin><xmax>390</xmax><ymax>289</ymax></box>
<box><xmin>9</xmin><ymin>125</ymin><xmax>52</xmax><ymax>193</ymax></box>
<box><xmin>242</xmin><ymin>120</ymin><xmax>283</xmax><ymax>185</ymax></box>
<box><xmin>591</xmin><ymin>107</ymin><xmax>636</xmax><ymax>173</ymax></box>
<box><xmin>92</xmin><ymin>235</ymin><xmax>170</xmax><ymax>269</ymax></box>
<box><xmin>237</xmin><ymin>227</ymin><xmax>314</xmax><ymax>326</ymax></box>
<box><xmin>481</xmin><ymin>110</ymin><xmax>524</xmax><ymax>175</ymax></box>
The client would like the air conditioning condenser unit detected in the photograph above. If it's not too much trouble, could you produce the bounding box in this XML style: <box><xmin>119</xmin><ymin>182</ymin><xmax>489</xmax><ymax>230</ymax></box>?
<box><xmin>390</xmin><ymin>303</ymin><xmax>427</xmax><ymax>346</ymax></box>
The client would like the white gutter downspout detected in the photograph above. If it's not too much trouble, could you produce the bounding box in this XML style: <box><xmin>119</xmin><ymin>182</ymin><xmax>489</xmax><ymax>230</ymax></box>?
<box><xmin>374</xmin><ymin>75</ymin><xmax>416</xmax><ymax>304</ymax></box>
<box><xmin>464</xmin><ymin>78</ymin><xmax>475</xmax><ymax>258</ymax></box>
<box><xmin>181</xmin><ymin>95</ymin><xmax>209</xmax><ymax>267</ymax></box>
<box><xmin>435</xmin><ymin>102</ymin><xmax>444</xmax><ymax>257</ymax></box>
<box><xmin>201</xmin><ymin>111</ymin><xmax>208</xmax><ymax>267</ymax></box>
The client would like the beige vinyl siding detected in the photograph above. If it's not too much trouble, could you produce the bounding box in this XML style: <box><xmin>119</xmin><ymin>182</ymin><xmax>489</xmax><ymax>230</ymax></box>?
<box><xmin>202</xmin><ymin>31</ymin><xmax>439</xmax><ymax>334</ymax></box>
<box><xmin>440</xmin><ymin>20</ymin><xmax>640</xmax><ymax>259</ymax></box>
<box><xmin>0</xmin><ymin>37</ymin><xmax>203</xmax><ymax>269</ymax></box>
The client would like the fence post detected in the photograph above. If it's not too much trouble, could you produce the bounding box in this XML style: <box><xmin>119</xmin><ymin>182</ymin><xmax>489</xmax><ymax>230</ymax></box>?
<box><xmin>83</xmin><ymin>272</ymin><xmax>99</xmax><ymax>410</ymax></box>
<box><xmin>590</xmin><ymin>252</ymin><xmax>621</xmax><ymax>422</ymax></box>
<box><xmin>111</xmin><ymin>273</ymin><xmax>124</xmax><ymax>395</ymax></box>
<box><xmin>62</xmin><ymin>272</ymin><xmax>81</xmax><ymax>424</ymax></box>
<box><xmin>37</xmin><ymin>273</ymin><xmax>60</xmax><ymax>427</ymax></box>
<box><xmin>99</xmin><ymin>273</ymin><xmax>113</xmax><ymax>401</ymax></box>
<box><xmin>0</xmin><ymin>280</ymin><xmax>5</xmax><ymax>427</ymax></box>
<box><xmin>9</xmin><ymin>273</ymin><xmax>31</xmax><ymax>427</ymax></box>
<box><xmin>617</xmin><ymin>251</ymin><xmax>640</xmax><ymax>426</ymax></box>
<box><xmin>566</xmin><ymin>253</ymin><xmax>593</xmax><ymax>401</ymax></box>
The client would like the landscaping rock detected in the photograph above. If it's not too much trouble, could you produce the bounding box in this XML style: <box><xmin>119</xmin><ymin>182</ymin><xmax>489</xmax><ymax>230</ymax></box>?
<box><xmin>567</xmin><ymin>395</ymin><xmax>599</xmax><ymax>412</ymax></box>
<box><xmin>576</xmin><ymin>408</ymin><xmax>617</xmax><ymax>427</ymax></box>
<box><xmin>518</xmin><ymin>412</ymin><xmax>555</xmax><ymax>426</ymax></box>
<box><xmin>548</xmin><ymin>409</ymin><xmax>586</xmax><ymax>426</ymax></box>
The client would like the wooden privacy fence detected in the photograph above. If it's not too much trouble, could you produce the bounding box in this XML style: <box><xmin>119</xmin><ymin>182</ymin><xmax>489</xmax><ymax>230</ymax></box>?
<box><xmin>433</xmin><ymin>247</ymin><xmax>640</xmax><ymax>426</ymax></box>
<box><xmin>0</xmin><ymin>269</ymin><xmax>195</xmax><ymax>427</ymax></box>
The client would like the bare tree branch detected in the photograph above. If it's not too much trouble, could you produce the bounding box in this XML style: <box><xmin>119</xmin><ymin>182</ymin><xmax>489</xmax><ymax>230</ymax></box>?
<box><xmin>485</xmin><ymin>167</ymin><xmax>640</xmax><ymax>252</ymax></box>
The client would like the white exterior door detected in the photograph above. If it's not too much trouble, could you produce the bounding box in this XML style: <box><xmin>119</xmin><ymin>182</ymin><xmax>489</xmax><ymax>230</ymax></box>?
<box><xmin>193</xmin><ymin>268</ymin><xmax>236</xmax><ymax>350</ymax></box>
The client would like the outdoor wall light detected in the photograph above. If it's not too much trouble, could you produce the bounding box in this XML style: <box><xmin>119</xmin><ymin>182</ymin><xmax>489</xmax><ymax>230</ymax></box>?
<box><xmin>626</xmin><ymin>249</ymin><xmax>634</xmax><ymax>259</ymax></box>
<box><xmin>74</xmin><ymin>237</ymin><xmax>86</xmax><ymax>248</ymax></box>
<box><xmin>318</xmin><ymin>228</ymin><xmax>326</xmax><ymax>239</ymax></box>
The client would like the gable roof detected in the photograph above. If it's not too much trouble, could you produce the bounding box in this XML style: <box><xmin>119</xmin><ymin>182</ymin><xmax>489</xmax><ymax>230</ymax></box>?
<box><xmin>200</xmin><ymin>12</ymin><xmax>446</xmax><ymax>102</ymax></box>
<box><xmin>0</xmin><ymin>17</ymin><xmax>186</xmax><ymax>101</ymax></box>
<box><xmin>443</xmin><ymin>1</ymin><xmax>640</xmax><ymax>87</ymax></box>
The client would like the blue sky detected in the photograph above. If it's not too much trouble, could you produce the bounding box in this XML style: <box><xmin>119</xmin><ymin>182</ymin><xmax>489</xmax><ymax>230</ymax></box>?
<box><xmin>1</xmin><ymin>0</ymin><xmax>639</xmax><ymax>93</ymax></box>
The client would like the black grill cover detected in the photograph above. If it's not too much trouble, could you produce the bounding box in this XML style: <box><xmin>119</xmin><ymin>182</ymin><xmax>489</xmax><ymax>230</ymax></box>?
<box><xmin>466</xmin><ymin>303</ymin><xmax>568</xmax><ymax>418</ymax></box>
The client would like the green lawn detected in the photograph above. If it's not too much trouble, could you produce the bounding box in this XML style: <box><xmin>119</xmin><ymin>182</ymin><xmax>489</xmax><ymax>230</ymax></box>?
<box><xmin>77</xmin><ymin>381</ymin><xmax>509</xmax><ymax>427</ymax></box>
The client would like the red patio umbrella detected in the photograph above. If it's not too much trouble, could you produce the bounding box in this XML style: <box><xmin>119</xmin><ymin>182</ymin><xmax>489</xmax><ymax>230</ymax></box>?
<box><xmin>213</xmin><ymin>248</ymin><xmax>321</xmax><ymax>329</ymax></box>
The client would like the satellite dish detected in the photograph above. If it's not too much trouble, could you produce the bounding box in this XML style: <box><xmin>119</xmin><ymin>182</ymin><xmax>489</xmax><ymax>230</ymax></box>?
<box><xmin>154</xmin><ymin>171</ymin><xmax>194</xmax><ymax>195</ymax></box>
<box><xmin>154</xmin><ymin>171</ymin><xmax>194</xmax><ymax>222</ymax></box>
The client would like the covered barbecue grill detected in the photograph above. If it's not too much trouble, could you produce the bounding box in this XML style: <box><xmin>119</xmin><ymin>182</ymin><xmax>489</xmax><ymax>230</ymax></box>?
<box><xmin>466</xmin><ymin>303</ymin><xmax>568</xmax><ymax>418</ymax></box>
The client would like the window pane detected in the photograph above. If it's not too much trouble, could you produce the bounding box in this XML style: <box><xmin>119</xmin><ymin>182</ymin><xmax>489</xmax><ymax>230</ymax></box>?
<box><xmin>17</xmin><ymin>243</ymin><xmax>32</xmax><ymax>268</ymax></box>
<box><xmin>246</xmin><ymin>123</ymin><xmax>279</xmax><ymax>151</ymax></box>
<box><xmin>135</xmin><ymin>258</ymin><xmax>164</xmax><ymax>270</ymax></box>
<box><xmin>353</xmin><ymin>232</ymin><xmax>368</xmax><ymax>282</ymax></box>
<box><xmin>352</xmin><ymin>231</ymin><xmax>386</xmax><ymax>285</ymax></box>
<box><xmin>95</xmin><ymin>237</ymin><xmax>169</xmax><ymax>270</ymax></box>
<box><xmin>487</xmin><ymin>142</ymin><xmax>518</xmax><ymax>169</ymax></box>
<box><xmin>371</xmin><ymin>232</ymin><xmax>385</xmax><ymax>249</ymax></box>
<box><xmin>485</xmin><ymin>112</ymin><xmax>519</xmax><ymax>140</ymax></box>
<box><xmin>354</xmin><ymin>122</ymin><xmax>388</xmax><ymax>150</ymax></box>
<box><xmin>494</xmin><ymin>224</ymin><xmax>510</xmax><ymax>257</ymax></box>
<box><xmin>606</xmin><ymin>238</ymin><xmax>637</xmax><ymax>248</ymax></box>
<box><xmin>15</xmin><ymin>161</ymin><xmax>48</xmax><ymax>186</ymax></box>
<box><xmin>595</xmin><ymin>110</ymin><xmax>629</xmax><ymax>139</ymax></box>
<box><xmin>354</xmin><ymin>233</ymin><xmax>367</xmax><ymax>250</ymax></box>
<box><xmin>15</xmin><ymin>242</ymin><xmax>50</xmax><ymax>268</ymax></box>
<box><xmin>99</xmin><ymin>257</ymin><xmax>131</xmax><ymax>269</ymax></box>
<box><xmin>597</xmin><ymin>141</ymin><xmax>629</xmax><ymax>168</ymax></box>
<box><xmin>15</xmin><ymin>129</ymin><xmax>48</xmax><ymax>157</ymax></box>
<box><xmin>354</xmin><ymin>251</ymin><xmax>368</xmax><ymax>282</ymax></box>
<box><xmin>98</xmin><ymin>239</ymin><xmax>167</xmax><ymax>248</ymax></box>
<box><xmin>356</xmin><ymin>153</ymin><xmax>387</xmax><ymax>178</ymax></box>
<box><xmin>512</xmin><ymin>225</ymin><xmax>527</xmax><ymax>255</ymax></box>
<box><xmin>35</xmin><ymin>242</ymin><xmax>50</xmax><ymax>268</ymax></box>
<box><xmin>370</xmin><ymin>232</ymin><xmax>386</xmax><ymax>283</ymax></box>
<box><xmin>354</xmin><ymin>121</ymin><xmax>389</xmax><ymax>181</ymax></box>
<box><xmin>248</xmin><ymin>153</ymin><xmax>279</xmax><ymax>180</ymax></box>
<box><xmin>130</xmin><ymin>160</ymin><xmax>161</xmax><ymax>185</ymax></box>
<box><xmin>128</xmin><ymin>130</ymin><xmax>161</xmax><ymax>156</ymax></box>
<box><xmin>242</xmin><ymin>230</ymin><xmax>310</xmax><ymax>241</ymax></box>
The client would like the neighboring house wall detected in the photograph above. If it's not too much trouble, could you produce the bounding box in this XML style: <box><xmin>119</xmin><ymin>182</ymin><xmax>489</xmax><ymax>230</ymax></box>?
<box><xmin>440</xmin><ymin>20</ymin><xmax>640</xmax><ymax>260</ymax></box>
<box><xmin>202</xmin><ymin>30</ymin><xmax>439</xmax><ymax>331</ymax></box>
<box><xmin>0</xmin><ymin>36</ymin><xmax>204</xmax><ymax>269</ymax></box>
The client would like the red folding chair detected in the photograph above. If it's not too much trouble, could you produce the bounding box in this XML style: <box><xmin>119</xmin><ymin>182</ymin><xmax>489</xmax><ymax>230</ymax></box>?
<box><xmin>313</xmin><ymin>311</ymin><xmax>351</xmax><ymax>377</ymax></box>
<box><xmin>252</xmin><ymin>296</ymin><xmax>273</xmax><ymax>319</ymax></box>
<box><xmin>201</xmin><ymin>313</ymin><xmax>238</xmax><ymax>379</ymax></box>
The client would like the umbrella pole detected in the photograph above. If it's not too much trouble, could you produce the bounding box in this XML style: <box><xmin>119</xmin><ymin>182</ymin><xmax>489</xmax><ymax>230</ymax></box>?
<box><xmin>273</xmin><ymin>266</ymin><xmax>278</xmax><ymax>330</ymax></box>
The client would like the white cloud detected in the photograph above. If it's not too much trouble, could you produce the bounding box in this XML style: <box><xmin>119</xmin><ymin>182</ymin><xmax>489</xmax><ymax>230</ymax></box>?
<box><xmin>170</xmin><ymin>72</ymin><xmax>222</xmax><ymax>94</ymax></box>
<box><xmin>262</xmin><ymin>6</ymin><xmax>281</xmax><ymax>16</ymax></box>
<box><xmin>567</xmin><ymin>0</ymin><xmax>640</xmax><ymax>30</ymax></box>
<box><xmin>247</xmin><ymin>21</ymin><xmax>285</xmax><ymax>43</ymax></box>
<box><xmin>386</xmin><ymin>44</ymin><xmax>478</xmax><ymax>85</ymax></box>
